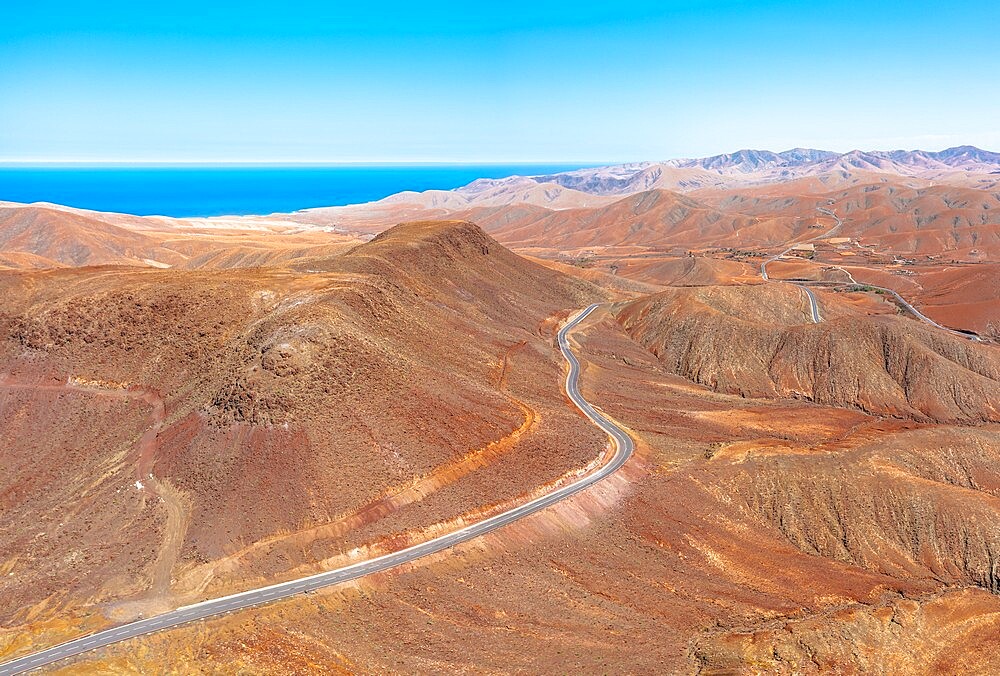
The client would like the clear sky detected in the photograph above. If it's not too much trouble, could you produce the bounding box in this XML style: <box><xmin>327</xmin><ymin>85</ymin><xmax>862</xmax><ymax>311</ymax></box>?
<box><xmin>2</xmin><ymin>0</ymin><xmax>998</xmax><ymax>163</ymax></box>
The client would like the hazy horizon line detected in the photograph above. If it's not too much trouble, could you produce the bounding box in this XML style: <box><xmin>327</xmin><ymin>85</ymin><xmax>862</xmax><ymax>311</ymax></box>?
<box><xmin>0</xmin><ymin>159</ymin><xmax>617</xmax><ymax>167</ymax></box>
<box><xmin>1</xmin><ymin>144</ymin><xmax>995</xmax><ymax>168</ymax></box>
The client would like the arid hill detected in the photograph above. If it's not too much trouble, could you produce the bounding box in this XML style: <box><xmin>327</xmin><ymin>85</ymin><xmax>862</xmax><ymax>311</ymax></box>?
<box><xmin>286</xmin><ymin>177</ymin><xmax>614</xmax><ymax>236</ymax></box>
<box><xmin>0</xmin><ymin>221</ymin><xmax>608</xmax><ymax>657</ymax></box>
<box><xmin>616</xmin><ymin>284</ymin><xmax>1000</xmax><ymax>423</ymax></box>
<box><xmin>0</xmin><ymin>250</ymin><xmax>65</xmax><ymax>270</ymax></box>
<box><xmin>296</xmin><ymin>176</ymin><xmax>998</xmax><ymax>273</ymax></box>
<box><xmin>460</xmin><ymin>180</ymin><xmax>1000</xmax><ymax>260</ymax></box>
<box><xmin>2</xmin><ymin>153</ymin><xmax>999</xmax><ymax>673</ymax></box>
<box><xmin>0</xmin><ymin>202</ymin><xmax>368</xmax><ymax>271</ymax></box>
<box><xmin>604</xmin><ymin>254</ymin><xmax>759</xmax><ymax>286</ymax></box>
<box><xmin>695</xmin><ymin>181</ymin><xmax>1000</xmax><ymax>258</ymax></box>
<box><xmin>43</xmin><ymin>301</ymin><xmax>1000</xmax><ymax>675</ymax></box>
<box><xmin>473</xmin><ymin>189</ymin><xmax>775</xmax><ymax>250</ymax></box>
<box><xmin>384</xmin><ymin>176</ymin><xmax>615</xmax><ymax>209</ymax></box>
<box><xmin>178</xmin><ymin>241</ymin><xmax>359</xmax><ymax>270</ymax></box>
<box><xmin>0</xmin><ymin>205</ymin><xmax>183</xmax><ymax>268</ymax></box>
<box><xmin>906</xmin><ymin>263</ymin><xmax>1000</xmax><ymax>337</ymax></box>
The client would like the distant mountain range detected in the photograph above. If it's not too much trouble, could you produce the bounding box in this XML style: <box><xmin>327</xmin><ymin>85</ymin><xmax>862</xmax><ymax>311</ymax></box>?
<box><xmin>667</xmin><ymin>145</ymin><xmax>1000</xmax><ymax>173</ymax></box>
<box><xmin>278</xmin><ymin>145</ymin><xmax>1000</xmax><ymax>247</ymax></box>
<box><xmin>526</xmin><ymin>146</ymin><xmax>1000</xmax><ymax>196</ymax></box>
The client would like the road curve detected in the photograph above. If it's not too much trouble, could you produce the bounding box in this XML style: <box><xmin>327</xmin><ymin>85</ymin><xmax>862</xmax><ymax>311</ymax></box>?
<box><xmin>852</xmin><ymin>282</ymin><xmax>983</xmax><ymax>341</ymax></box>
<box><xmin>765</xmin><ymin>213</ymin><xmax>979</xmax><ymax>340</ymax></box>
<box><xmin>759</xmin><ymin>208</ymin><xmax>842</xmax><ymax>323</ymax></box>
<box><xmin>831</xmin><ymin>260</ymin><xmax>980</xmax><ymax>340</ymax></box>
<box><xmin>0</xmin><ymin>304</ymin><xmax>632</xmax><ymax>675</ymax></box>
<box><xmin>759</xmin><ymin>207</ymin><xmax>844</xmax><ymax>283</ymax></box>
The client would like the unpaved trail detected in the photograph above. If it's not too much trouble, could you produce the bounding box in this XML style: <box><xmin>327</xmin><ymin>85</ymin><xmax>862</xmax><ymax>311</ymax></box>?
<box><xmin>130</xmin><ymin>388</ymin><xmax>189</xmax><ymax>598</ymax></box>
<box><xmin>83</xmin><ymin>382</ymin><xmax>188</xmax><ymax>600</ymax></box>
<box><xmin>0</xmin><ymin>375</ymin><xmax>189</xmax><ymax>601</ymax></box>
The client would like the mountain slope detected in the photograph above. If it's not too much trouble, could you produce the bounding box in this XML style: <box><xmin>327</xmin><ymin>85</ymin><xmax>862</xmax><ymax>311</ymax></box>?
<box><xmin>529</xmin><ymin>146</ymin><xmax>1000</xmax><ymax>195</ymax></box>
<box><xmin>0</xmin><ymin>221</ymin><xmax>607</xmax><ymax>652</ymax></box>
<box><xmin>0</xmin><ymin>206</ymin><xmax>184</xmax><ymax>268</ymax></box>
<box><xmin>462</xmin><ymin>188</ymin><xmax>810</xmax><ymax>251</ymax></box>
<box><xmin>616</xmin><ymin>284</ymin><xmax>1000</xmax><ymax>423</ymax></box>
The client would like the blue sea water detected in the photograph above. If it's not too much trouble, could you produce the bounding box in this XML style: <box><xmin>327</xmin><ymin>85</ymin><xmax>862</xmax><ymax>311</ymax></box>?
<box><xmin>0</xmin><ymin>164</ymin><xmax>592</xmax><ymax>218</ymax></box>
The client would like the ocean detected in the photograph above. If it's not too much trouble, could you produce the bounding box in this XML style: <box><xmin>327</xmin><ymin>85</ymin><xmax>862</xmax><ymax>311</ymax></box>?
<box><xmin>0</xmin><ymin>164</ymin><xmax>592</xmax><ymax>218</ymax></box>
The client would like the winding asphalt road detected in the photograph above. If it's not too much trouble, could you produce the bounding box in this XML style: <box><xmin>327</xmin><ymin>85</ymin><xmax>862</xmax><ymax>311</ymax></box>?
<box><xmin>759</xmin><ymin>208</ymin><xmax>844</xmax><ymax>283</ymax></box>
<box><xmin>798</xmin><ymin>285</ymin><xmax>822</xmax><ymax>323</ymax></box>
<box><xmin>827</xmin><ymin>261</ymin><xmax>980</xmax><ymax>339</ymax></box>
<box><xmin>0</xmin><ymin>304</ymin><xmax>632</xmax><ymax>675</ymax></box>
<box><xmin>846</xmin><ymin>279</ymin><xmax>982</xmax><ymax>341</ymax></box>
<box><xmin>759</xmin><ymin>207</ymin><xmax>842</xmax><ymax>323</ymax></box>
<box><xmin>760</xmin><ymin>208</ymin><xmax>981</xmax><ymax>340</ymax></box>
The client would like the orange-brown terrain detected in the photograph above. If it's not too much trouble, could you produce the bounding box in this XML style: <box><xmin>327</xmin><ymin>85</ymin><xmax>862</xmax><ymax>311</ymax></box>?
<box><xmin>0</xmin><ymin>220</ymin><xmax>607</xmax><ymax>659</ymax></box>
<box><xmin>0</xmin><ymin>202</ymin><xmax>368</xmax><ymax>271</ymax></box>
<box><xmin>1</xmin><ymin>151</ymin><xmax>999</xmax><ymax>674</ymax></box>
<box><xmin>260</xmin><ymin>152</ymin><xmax>998</xmax><ymax>340</ymax></box>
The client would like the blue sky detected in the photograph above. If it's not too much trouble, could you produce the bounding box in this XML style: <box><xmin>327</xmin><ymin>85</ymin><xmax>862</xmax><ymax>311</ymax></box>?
<box><xmin>2</xmin><ymin>1</ymin><xmax>998</xmax><ymax>162</ymax></box>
